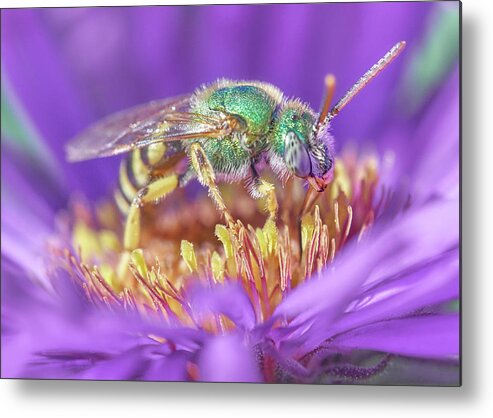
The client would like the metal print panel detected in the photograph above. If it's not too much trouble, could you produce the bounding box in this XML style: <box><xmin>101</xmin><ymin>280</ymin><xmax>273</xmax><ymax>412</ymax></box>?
<box><xmin>1</xmin><ymin>1</ymin><xmax>460</xmax><ymax>385</ymax></box>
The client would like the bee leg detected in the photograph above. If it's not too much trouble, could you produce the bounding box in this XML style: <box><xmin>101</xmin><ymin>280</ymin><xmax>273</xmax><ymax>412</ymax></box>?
<box><xmin>189</xmin><ymin>143</ymin><xmax>235</xmax><ymax>228</ymax></box>
<box><xmin>123</xmin><ymin>174</ymin><xmax>179</xmax><ymax>251</ymax></box>
<box><xmin>300</xmin><ymin>186</ymin><xmax>322</xmax><ymax>218</ymax></box>
<box><xmin>117</xmin><ymin>174</ymin><xmax>179</xmax><ymax>278</ymax></box>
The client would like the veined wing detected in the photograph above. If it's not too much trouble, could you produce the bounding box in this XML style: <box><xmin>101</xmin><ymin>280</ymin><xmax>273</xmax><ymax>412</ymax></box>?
<box><xmin>66</xmin><ymin>95</ymin><xmax>229</xmax><ymax>162</ymax></box>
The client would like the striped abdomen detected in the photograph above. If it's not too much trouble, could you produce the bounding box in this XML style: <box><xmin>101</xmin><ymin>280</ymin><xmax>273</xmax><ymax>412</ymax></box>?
<box><xmin>114</xmin><ymin>142</ymin><xmax>183</xmax><ymax>214</ymax></box>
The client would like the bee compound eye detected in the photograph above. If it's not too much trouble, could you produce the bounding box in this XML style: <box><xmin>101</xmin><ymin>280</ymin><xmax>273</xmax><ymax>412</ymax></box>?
<box><xmin>284</xmin><ymin>131</ymin><xmax>312</xmax><ymax>178</ymax></box>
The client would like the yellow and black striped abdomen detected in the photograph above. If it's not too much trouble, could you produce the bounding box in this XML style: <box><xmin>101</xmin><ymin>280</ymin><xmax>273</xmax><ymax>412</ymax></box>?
<box><xmin>114</xmin><ymin>143</ymin><xmax>169</xmax><ymax>214</ymax></box>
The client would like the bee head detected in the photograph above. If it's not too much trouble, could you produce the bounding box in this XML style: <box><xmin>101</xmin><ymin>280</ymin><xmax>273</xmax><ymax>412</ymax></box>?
<box><xmin>271</xmin><ymin>100</ymin><xmax>334</xmax><ymax>192</ymax></box>
<box><xmin>269</xmin><ymin>42</ymin><xmax>408</xmax><ymax>192</ymax></box>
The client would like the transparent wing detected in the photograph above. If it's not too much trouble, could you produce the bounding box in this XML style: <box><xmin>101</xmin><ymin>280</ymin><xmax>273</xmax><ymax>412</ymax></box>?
<box><xmin>66</xmin><ymin>95</ymin><xmax>227</xmax><ymax>162</ymax></box>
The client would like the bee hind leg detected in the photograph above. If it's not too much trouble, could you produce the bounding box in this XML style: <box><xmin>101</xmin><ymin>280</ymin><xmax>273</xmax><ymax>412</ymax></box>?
<box><xmin>189</xmin><ymin>143</ymin><xmax>235</xmax><ymax>228</ymax></box>
<box><xmin>124</xmin><ymin>174</ymin><xmax>179</xmax><ymax>250</ymax></box>
<box><xmin>117</xmin><ymin>174</ymin><xmax>179</xmax><ymax>278</ymax></box>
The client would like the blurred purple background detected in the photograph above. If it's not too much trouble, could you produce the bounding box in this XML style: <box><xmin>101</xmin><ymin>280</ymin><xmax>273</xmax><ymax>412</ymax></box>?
<box><xmin>1</xmin><ymin>3</ymin><xmax>457</xmax><ymax>201</ymax></box>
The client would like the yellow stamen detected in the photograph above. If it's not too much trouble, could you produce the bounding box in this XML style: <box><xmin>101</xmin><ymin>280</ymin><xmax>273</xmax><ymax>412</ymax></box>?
<box><xmin>63</xmin><ymin>152</ymin><xmax>383</xmax><ymax>326</ymax></box>
<box><xmin>72</xmin><ymin>221</ymin><xmax>101</xmax><ymax>261</ymax></box>
<box><xmin>180</xmin><ymin>240</ymin><xmax>198</xmax><ymax>273</ymax></box>
<box><xmin>210</xmin><ymin>251</ymin><xmax>225</xmax><ymax>282</ymax></box>
<box><xmin>330</xmin><ymin>160</ymin><xmax>352</xmax><ymax>200</ymax></box>
<box><xmin>215</xmin><ymin>224</ymin><xmax>234</xmax><ymax>258</ymax></box>
<box><xmin>131</xmin><ymin>249</ymin><xmax>148</xmax><ymax>278</ymax></box>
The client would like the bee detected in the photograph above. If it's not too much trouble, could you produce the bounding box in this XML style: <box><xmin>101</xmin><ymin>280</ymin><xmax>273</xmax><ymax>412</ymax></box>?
<box><xmin>67</xmin><ymin>41</ymin><xmax>405</xmax><ymax>255</ymax></box>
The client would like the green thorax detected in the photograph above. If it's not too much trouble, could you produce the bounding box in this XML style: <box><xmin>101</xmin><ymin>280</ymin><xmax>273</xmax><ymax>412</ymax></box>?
<box><xmin>207</xmin><ymin>84</ymin><xmax>279</xmax><ymax>138</ymax></box>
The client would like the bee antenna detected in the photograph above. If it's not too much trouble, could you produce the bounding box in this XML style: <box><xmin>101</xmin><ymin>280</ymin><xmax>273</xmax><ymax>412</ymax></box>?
<box><xmin>314</xmin><ymin>74</ymin><xmax>337</xmax><ymax>135</ymax></box>
<box><xmin>325</xmin><ymin>41</ymin><xmax>406</xmax><ymax>124</ymax></box>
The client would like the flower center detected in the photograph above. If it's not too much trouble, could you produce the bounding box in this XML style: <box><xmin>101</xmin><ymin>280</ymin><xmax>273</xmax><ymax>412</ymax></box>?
<box><xmin>50</xmin><ymin>152</ymin><xmax>384</xmax><ymax>329</ymax></box>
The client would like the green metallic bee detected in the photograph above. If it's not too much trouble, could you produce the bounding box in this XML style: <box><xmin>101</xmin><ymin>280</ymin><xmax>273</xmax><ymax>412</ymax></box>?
<box><xmin>67</xmin><ymin>41</ymin><xmax>405</xmax><ymax>254</ymax></box>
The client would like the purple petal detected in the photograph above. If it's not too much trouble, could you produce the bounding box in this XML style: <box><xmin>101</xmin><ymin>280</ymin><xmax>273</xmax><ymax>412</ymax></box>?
<box><xmin>331</xmin><ymin>314</ymin><xmax>459</xmax><ymax>359</ymax></box>
<box><xmin>332</xmin><ymin>249</ymin><xmax>459</xmax><ymax>334</ymax></box>
<box><xmin>198</xmin><ymin>334</ymin><xmax>262</xmax><ymax>383</ymax></box>
<box><xmin>271</xmin><ymin>197</ymin><xmax>458</xmax><ymax>356</ymax></box>
<box><xmin>1</xmin><ymin>263</ymin><xmax>204</xmax><ymax>380</ymax></box>
<box><xmin>378</xmin><ymin>67</ymin><xmax>459</xmax><ymax>202</ymax></box>
<box><xmin>78</xmin><ymin>344</ymin><xmax>191</xmax><ymax>382</ymax></box>
<box><xmin>1</xmin><ymin>145</ymin><xmax>60</xmax><ymax>281</ymax></box>
<box><xmin>188</xmin><ymin>281</ymin><xmax>256</xmax><ymax>330</ymax></box>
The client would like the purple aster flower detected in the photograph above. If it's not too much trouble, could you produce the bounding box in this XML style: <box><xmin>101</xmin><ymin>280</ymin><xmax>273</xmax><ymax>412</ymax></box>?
<box><xmin>1</xmin><ymin>2</ymin><xmax>459</xmax><ymax>384</ymax></box>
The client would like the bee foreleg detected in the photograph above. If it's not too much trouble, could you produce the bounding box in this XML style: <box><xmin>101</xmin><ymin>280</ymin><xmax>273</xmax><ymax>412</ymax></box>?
<box><xmin>189</xmin><ymin>143</ymin><xmax>234</xmax><ymax>228</ymax></box>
